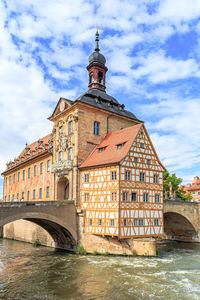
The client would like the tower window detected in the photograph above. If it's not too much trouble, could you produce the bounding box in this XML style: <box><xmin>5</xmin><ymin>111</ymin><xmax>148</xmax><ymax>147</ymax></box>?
<box><xmin>58</xmin><ymin>151</ymin><xmax>62</xmax><ymax>161</ymax></box>
<box><xmin>98</xmin><ymin>71</ymin><xmax>103</xmax><ymax>84</ymax></box>
<box><xmin>68</xmin><ymin>147</ymin><xmax>72</xmax><ymax>160</ymax></box>
<box><xmin>93</xmin><ymin>121</ymin><xmax>100</xmax><ymax>135</ymax></box>
<box><xmin>68</xmin><ymin>121</ymin><xmax>73</xmax><ymax>134</ymax></box>
<box><xmin>89</xmin><ymin>72</ymin><xmax>93</xmax><ymax>84</ymax></box>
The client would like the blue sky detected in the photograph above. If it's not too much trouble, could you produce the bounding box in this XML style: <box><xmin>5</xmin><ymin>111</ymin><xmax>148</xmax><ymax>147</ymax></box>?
<box><xmin>0</xmin><ymin>0</ymin><xmax>200</xmax><ymax>198</ymax></box>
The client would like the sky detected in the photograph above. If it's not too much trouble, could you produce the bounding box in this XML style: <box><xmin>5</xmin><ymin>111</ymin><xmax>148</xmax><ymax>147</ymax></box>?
<box><xmin>0</xmin><ymin>0</ymin><xmax>200</xmax><ymax>198</ymax></box>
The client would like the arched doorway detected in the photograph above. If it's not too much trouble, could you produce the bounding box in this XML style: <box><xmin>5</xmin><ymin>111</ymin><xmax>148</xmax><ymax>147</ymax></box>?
<box><xmin>57</xmin><ymin>177</ymin><xmax>69</xmax><ymax>201</ymax></box>
<box><xmin>164</xmin><ymin>212</ymin><xmax>198</xmax><ymax>242</ymax></box>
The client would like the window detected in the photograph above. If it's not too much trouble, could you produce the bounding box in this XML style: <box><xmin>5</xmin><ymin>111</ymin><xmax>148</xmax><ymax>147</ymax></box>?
<box><xmin>89</xmin><ymin>72</ymin><xmax>93</xmax><ymax>83</ymax></box>
<box><xmin>28</xmin><ymin>168</ymin><xmax>31</xmax><ymax>178</ymax></box>
<box><xmin>140</xmin><ymin>143</ymin><xmax>144</xmax><ymax>148</ymax></box>
<box><xmin>154</xmin><ymin>219</ymin><xmax>159</xmax><ymax>226</ymax></box>
<box><xmin>192</xmin><ymin>192</ymin><xmax>195</xmax><ymax>195</ymax></box>
<box><xmin>134</xmin><ymin>157</ymin><xmax>138</xmax><ymax>163</ymax></box>
<box><xmin>155</xmin><ymin>194</ymin><xmax>160</xmax><ymax>203</ymax></box>
<box><xmin>143</xmin><ymin>193</ymin><xmax>149</xmax><ymax>202</ymax></box>
<box><xmin>94</xmin><ymin>121</ymin><xmax>100</xmax><ymax>135</ymax></box>
<box><xmin>17</xmin><ymin>193</ymin><xmax>19</xmax><ymax>200</ymax></box>
<box><xmin>18</xmin><ymin>172</ymin><xmax>20</xmax><ymax>182</ymax></box>
<box><xmin>84</xmin><ymin>174</ymin><xmax>89</xmax><ymax>183</ymax></box>
<box><xmin>12</xmin><ymin>194</ymin><xmax>14</xmax><ymax>201</ymax></box>
<box><xmin>98</xmin><ymin>219</ymin><xmax>102</xmax><ymax>226</ymax></box>
<box><xmin>23</xmin><ymin>170</ymin><xmax>25</xmax><ymax>180</ymax></box>
<box><xmin>40</xmin><ymin>162</ymin><xmax>43</xmax><ymax>174</ymax></box>
<box><xmin>13</xmin><ymin>174</ymin><xmax>15</xmax><ymax>184</ymax></box>
<box><xmin>147</xmin><ymin>159</ymin><xmax>150</xmax><ymax>164</ymax></box>
<box><xmin>117</xmin><ymin>144</ymin><xmax>123</xmax><ymax>149</ymax></box>
<box><xmin>98</xmin><ymin>147</ymin><xmax>105</xmax><ymax>153</ymax></box>
<box><xmin>110</xmin><ymin>219</ymin><xmax>115</xmax><ymax>227</ymax></box>
<box><xmin>131</xmin><ymin>192</ymin><xmax>137</xmax><ymax>202</ymax></box>
<box><xmin>5</xmin><ymin>177</ymin><xmax>7</xmax><ymax>185</ymax></box>
<box><xmin>58</xmin><ymin>151</ymin><xmax>62</xmax><ymax>161</ymax></box>
<box><xmin>27</xmin><ymin>191</ymin><xmax>30</xmax><ymax>200</ymax></box>
<box><xmin>9</xmin><ymin>176</ymin><xmax>11</xmax><ymax>184</ymax></box>
<box><xmin>68</xmin><ymin>121</ymin><xmax>73</xmax><ymax>134</ymax></box>
<box><xmin>140</xmin><ymin>172</ymin><xmax>145</xmax><ymax>182</ymax></box>
<box><xmin>8</xmin><ymin>195</ymin><xmax>10</xmax><ymax>201</ymax></box>
<box><xmin>134</xmin><ymin>219</ymin><xmax>138</xmax><ymax>226</ymax></box>
<box><xmin>47</xmin><ymin>160</ymin><xmax>50</xmax><ymax>172</ymax></box>
<box><xmin>98</xmin><ymin>71</ymin><xmax>103</xmax><ymax>84</ymax></box>
<box><xmin>68</xmin><ymin>147</ymin><xmax>72</xmax><ymax>160</ymax></box>
<box><xmin>111</xmin><ymin>192</ymin><xmax>117</xmax><ymax>201</ymax></box>
<box><xmin>154</xmin><ymin>174</ymin><xmax>158</xmax><ymax>184</ymax></box>
<box><xmin>139</xmin><ymin>219</ymin><xmax>144</xmax><ymax>226</ymax></box>
<box><xmin>46</xmin><ymin>186</ymin><xmax>50</xmax><ymax>198</ymax></box>
<box><xmin>123</xmin><ymin>192</ymin><xmax>129</xmax><ymax>202</ymax></box>
<box><xmin>33</xmin><ymin>189</ymin><xmax>36</xmax><ymax>200</ymax></box>
<box><xmin>89</xmin><ymin>219</ymin><xmax>92</xmax><ymax>226</ymax></box>
<box><xmin>198</xmin><ymin>192</ymin><xmax>200</xmax><ymax>195</ymax></box>
<box><xmin>125</xmin><ymin>171</ymin><xmax>131</xmax><ymax>181</ymax></box>
<box><xmin>124</xmin><ymin>219</ymin><xmax>127</xmax><ymax>227</ymax></box>
<box><xmin>111</xmin><ymin>171</ymin><xmax>117</xmax><ymax>180</ymax></box>
<box><xmin>21</xmin><ymin>192</ymin><xmax>24</xmax><ymax>200</ymax></box>
<box><xmin>84</xmin><ymin>193</ymin><xmax>89</xmax><ymax>202</ymax></box>
<box><xmin>39</xmin><ymin>188</ymin><xmax>42</xmax><ymax>199</ymax></box>
<box><xmin>5</xmin><ymin>196</ymin><xmax>6</xmax><ymax>201</ymax></box>
<box><xmin>34</xmin><ymin>165</ymin><xmax>37</xmax><ymax>176</ymax></box>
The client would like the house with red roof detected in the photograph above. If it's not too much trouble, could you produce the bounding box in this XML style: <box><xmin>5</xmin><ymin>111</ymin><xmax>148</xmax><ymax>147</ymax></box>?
<box><xmin>184</xmin><ymin>177</ymin><xmax>200</xmax><ymax>202</ymax></box>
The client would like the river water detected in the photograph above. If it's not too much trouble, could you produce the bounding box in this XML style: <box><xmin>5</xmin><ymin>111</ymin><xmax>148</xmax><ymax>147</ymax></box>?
<box><xmin>0</xmin><ymin>239</ymin><xmax>200</xmax><ymax>300</ymax></box>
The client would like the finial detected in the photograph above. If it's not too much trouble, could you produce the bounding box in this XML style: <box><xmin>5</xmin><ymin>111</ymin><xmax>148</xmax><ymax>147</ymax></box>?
<box><xmin>95</xmin><ymin>26</ymin><xmax>100</xmax><ymax>52</ymax></box>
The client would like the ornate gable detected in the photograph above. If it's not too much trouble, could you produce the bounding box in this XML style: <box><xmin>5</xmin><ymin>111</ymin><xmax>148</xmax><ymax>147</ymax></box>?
<box><xmin>48</xmin><ymin>97</ymin><xmax>73</xmax><ymax>120</ymax></box>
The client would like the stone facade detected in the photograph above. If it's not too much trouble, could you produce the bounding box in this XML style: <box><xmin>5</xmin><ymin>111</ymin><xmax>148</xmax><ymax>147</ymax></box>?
<box><xmin>184</xmin><ymin>176</ymin><xmax>200</xmax><ymax>202</ymax></box>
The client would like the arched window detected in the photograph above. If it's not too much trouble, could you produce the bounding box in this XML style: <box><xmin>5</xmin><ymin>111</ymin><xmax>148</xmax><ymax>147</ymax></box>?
<box><xmin>98</xmin><ymin>71</ymin><xmax>103</xmax><ymax>84</ymax></box>
<box><xmin>89</xmin><ymin>72</ymin><xmax>93</xmax><ymax>83</ymax></box>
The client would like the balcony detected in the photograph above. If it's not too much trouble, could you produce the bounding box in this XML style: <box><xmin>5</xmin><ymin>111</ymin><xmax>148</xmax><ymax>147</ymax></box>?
<box><xmin>52</xmin><ymin>160</ymin><xmax>73</xmax><ymax>177</ymax></box>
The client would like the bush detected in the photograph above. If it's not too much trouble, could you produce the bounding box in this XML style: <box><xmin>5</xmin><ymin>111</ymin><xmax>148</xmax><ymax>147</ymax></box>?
<box><xmin>77</xmin><ymin>245</ymin><xmax>87</xmax><ymax>255</ymax></box>
<box><xmin>122</xmin><ymin>252</ymin><xmax>127</xmax><ymax>256</ymax></box>
<box><xmin>132</xmin><ymin>250</ymin><xmax>137</xmax><ymax>256</ymax></box>
<box><xmin>33</xmin><ymin>239</ymin><xmax>41</xmax><ymax>246</ymax></box>
<box><xmin>156</xmin><ymin>249</ymin><xmax>160</xmax><ymax>257</ymax></box>
<box><xmin>104</xmin><ymin>251</ymin><xmax>110</xmax><ymax>256</ymax></box>
<box><xmin>92</xmin><ymin>250</ymin><xmax>101</xmax><ymax>255</ymax></box>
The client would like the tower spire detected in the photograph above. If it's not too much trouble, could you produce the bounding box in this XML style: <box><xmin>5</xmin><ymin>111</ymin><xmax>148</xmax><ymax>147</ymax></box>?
<box><xmin>95</xmin><ymin>27</ymin><xmax>100</xmax><ymax>52</ymax></box>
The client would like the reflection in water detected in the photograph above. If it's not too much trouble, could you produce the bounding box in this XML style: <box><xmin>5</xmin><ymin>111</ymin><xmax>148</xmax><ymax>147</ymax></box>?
<box><xmin>0</xmin><ymin>239</ymin><xmax>200</xmax><ymax>300</ymax></box>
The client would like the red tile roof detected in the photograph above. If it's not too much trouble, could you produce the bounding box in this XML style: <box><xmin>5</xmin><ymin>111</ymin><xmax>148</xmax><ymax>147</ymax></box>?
<box><xmin>80</xmin><ymin>124</ymin><xmax>143</xmax><ymax>168</ymax></box>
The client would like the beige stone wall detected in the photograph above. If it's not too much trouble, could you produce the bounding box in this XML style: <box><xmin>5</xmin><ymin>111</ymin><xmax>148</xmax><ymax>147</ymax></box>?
<box><xmin>78</xmin><ymin>214</ymin><xmax>156</xmax><ymax>256</ymax></box>
<box><xmin>3</xmin><ymin>220</ymin><xmax>54</xmax><ymax>247</ymax></box>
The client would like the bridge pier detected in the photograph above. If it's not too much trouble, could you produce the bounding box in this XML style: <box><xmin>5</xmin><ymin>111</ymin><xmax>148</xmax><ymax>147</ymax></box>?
<box><xmin>0</xmin><ymin>226</ymin><xmax>3</xmax><ymax>238</ymax></box>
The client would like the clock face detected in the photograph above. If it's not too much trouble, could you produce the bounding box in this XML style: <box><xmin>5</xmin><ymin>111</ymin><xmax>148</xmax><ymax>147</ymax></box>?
<box><xmin>60</xmin><ymin>101</ymin><xmax>65</xmax><ymax>112</ymax></box>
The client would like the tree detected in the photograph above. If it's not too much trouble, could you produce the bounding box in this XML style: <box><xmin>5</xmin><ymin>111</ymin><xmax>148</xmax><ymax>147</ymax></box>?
<box><xmin>163</xmin><ymin>171</ymin><xmax>192</xmax><ymax>201</ymax></box>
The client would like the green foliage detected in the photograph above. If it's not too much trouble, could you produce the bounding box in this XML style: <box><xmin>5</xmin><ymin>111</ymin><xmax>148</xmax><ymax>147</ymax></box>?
<box><xmin>132</xmin><ymin>250</ymin><xmax>137</xmax><ymax>256</ymax></box>
<box><xmin>163</xmin><ymin>171</ymin><xmax>192</xmax><ymax>201</ymax></box>
<box><xmin>122</xmin><ymin>252</ymin><xmax>127</xmax><ymax>256</ymax></box>
<box><xmin>104</xmin><ymin>251</ymin><xmax>110</xmax><ymax>256</ymax></box>
<box><xmin>156</xmin><ymin>249</ymin><xmax>160</xmax><ymax>257</ymax></box>
<box><xmin>77</xmin><ymin>245</ymin><xmax>87</xmax><ymax>255</ymax></box>
<box><xmin>92</xmin><ymin>250</ymin><xmax>101</xmax><ymax>255</ymax></box>
<box><xmin>33</xmin><ymin>239</ymin><xmax>41</xmax><ymax>246</ymax></box>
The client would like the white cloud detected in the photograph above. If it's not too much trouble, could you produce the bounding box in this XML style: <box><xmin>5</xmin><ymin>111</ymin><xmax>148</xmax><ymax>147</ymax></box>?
<box><xmin>134</xmin><ymin>51</ymin><xmax>200</xmax><ymax>83</ymax></box>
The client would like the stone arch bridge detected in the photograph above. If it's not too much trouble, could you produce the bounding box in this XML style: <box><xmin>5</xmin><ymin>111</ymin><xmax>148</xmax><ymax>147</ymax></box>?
<box><xmin>0</xmin><ymin>201</ymin><xmax>77</xmax><ymax>251</ymax></box>
<box><xmin>164</xmin><ymin>200</ymin><xmax>200</xmax><ymax>242</ymax></box>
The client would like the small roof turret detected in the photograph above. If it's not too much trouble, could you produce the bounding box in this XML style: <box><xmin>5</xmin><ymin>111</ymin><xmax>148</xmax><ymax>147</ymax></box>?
<box><xmin>88</xmin><ymin>29</ymin><xmax>106</xmax><ymax>65</ymax></box>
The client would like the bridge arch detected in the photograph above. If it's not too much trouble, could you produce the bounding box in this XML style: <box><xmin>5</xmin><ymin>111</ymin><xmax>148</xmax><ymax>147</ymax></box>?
<box><xmin>164</xmin><ymin>212</ymin><xmax>198</xmax><ymax>242</ymax></box>
<box><xmin>0</xmin><ymin>203</ymin><xmax>77</xmax><ymax>252</ymax></box>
